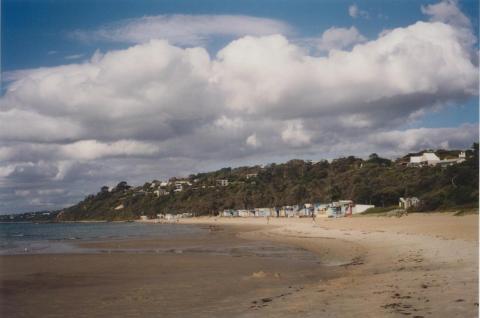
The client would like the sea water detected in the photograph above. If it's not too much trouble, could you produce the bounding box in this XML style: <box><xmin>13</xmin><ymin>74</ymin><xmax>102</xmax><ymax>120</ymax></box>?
<box><xmin>0</xmin><ymin>222</ymin><xmax>204</xmax><ymax>255</ymax></box>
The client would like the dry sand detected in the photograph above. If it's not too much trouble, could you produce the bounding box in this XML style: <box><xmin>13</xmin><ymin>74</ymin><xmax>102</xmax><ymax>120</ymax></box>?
<box><xmin>1</xmin><ymin>213</ymin><xmax>478</xmax><ymax>317</ymax></box>
<box><xmin>181</xmin><ymin>213</ymin><xmax>479</xmax><ymax>317</ymax></box>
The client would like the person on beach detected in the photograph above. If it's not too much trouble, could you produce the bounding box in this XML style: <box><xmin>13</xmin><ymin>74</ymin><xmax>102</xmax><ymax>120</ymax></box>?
<box><xmin>267</xmin><ymin>215</ymin><xmax>270</xmax><ymax>224</ymax></box>
<box><xmin>312</xmin><ymin>212</ymin><xmax>316</xmax><ymax>223</ymax></box>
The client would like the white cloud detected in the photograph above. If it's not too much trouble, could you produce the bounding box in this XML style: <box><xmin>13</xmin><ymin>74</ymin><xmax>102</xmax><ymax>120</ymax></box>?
<box><xmin>246</xmin><ymin>133</ymin><xmax>261</xmax><ymax>148</ymax></box>
<box><xmin>73</xmin><ymin>14</ymin><xmax>292</xmax><ymax>46</ymax></box>
<box><xmin>2</xmin><ymin>22</ymin><xmax>477</xmax><ymax>149</ymax></box>
<box><xmin>37</xmin><ymin>188</ymin><xmax>65</xmax><ymax>195</ymax></box>
<box><xmin>60</xmin><ymin>140</ymin><xmax>160</xmax><ymax>160</ymax></box>
<box><xmin>338</xmin><ymin>114</ymin><xmax>372</xmax><ymax>128</ymax></box>
<box><xmin>0</xmin><ymin>109</ymin><xmax>84</xmax><ymax>142</ymax></box>
<box><xmin>64</xmin><ymin>54</ymin><xmax>85</xmax><ymax>60</ymax></box>
<box><xmin>316</xmin><ymin>26</ymin><xmax>367</xmax><ymax>51</ymax></box>
<box><xmin>214</xmin><ymin>23</ymin><xmax>477</xmax><ymax>116</ymax></box>
<box><xmin>349</xmin><ymin>4</ymin><xmax>369</xmax><ymax>19</ymax></box>
<box><xmin>281</xmin><ymin>121</ymin><xmax>311</xmax><ymax>147</ymax></box>
<box><xmin>214</xmin><ymin>116</ymin><xmax>244</xmax><ymax>130</ymax></box>
<box><xmin>367</xmin><ymin>124</ymin><xmax>478</xmax><ymax>152</ymax></box>
<box><xmin>421</xmin><ymin>0</ymin><xmax>471</xmax><ymax>29</ymax></box>
<box><xmin>14</xmin><ymin>189</ymin><xmax>30</xmax><ymax>197</ymax></box>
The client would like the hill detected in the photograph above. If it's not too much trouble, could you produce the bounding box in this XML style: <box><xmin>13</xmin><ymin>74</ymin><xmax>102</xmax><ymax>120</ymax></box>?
<box><xmin>55</xmin><ymin>144</ymin><xmax>478</xmax><ymax>221</ymax></box>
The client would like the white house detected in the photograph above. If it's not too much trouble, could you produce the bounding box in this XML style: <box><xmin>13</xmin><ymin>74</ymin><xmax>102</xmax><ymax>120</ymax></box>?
<box><xmin>409</xmin><ymin>152</ymin><xmax>440</xmax><ymax>167</ymax></box>
<box><xmin>217</xmin><ymin>179</ymin><xmax>229</xmax><ymax>187</ymax></box>
<box><xmin>409</xmin><ymin>151</ymin><xmax>469</xmax><ymax>167</ymax></box>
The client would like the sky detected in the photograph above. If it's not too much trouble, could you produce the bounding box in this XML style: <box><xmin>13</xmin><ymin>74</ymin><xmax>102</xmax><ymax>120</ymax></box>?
<box><xmin>0</xmin><ymin>0</ymin><xmax>478</xmax><ymax>213</ymax></box>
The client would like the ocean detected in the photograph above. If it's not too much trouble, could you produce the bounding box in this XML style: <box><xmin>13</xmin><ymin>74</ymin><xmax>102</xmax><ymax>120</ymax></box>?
<box><xmin>0</xmin><ymin>222</ymin><xmax>205</xmax><ymax>255</ymax></box>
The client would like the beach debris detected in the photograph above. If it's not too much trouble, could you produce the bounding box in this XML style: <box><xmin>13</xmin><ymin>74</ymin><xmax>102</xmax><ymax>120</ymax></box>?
<box><xmin>261</xmin><ymin>298</ymin><xmax>273</xmax><ymax>303</ymax></box>
<box><xmin>342</xmin><ymin>256</ymin><xmax>364</xmax><ymax>267</ymax></box>
<box><xmin>208</xmin><ymin>225</ymin><xmax>222</xmax><ymax>232</ymax></box>
<box><xmin>251</xmin><ymin>271</ymin><xmax>267</xmax><ymax>278</ymax></box>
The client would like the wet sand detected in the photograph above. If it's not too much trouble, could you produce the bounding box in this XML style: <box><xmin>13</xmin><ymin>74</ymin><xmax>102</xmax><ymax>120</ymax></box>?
<box><xmin>0</xmin><ymin>224</ymin><xmax>338</xmax><ymax>318</ymax></box>
<box><xmin>1</xmin><ymin>213</ymin><xmax>478</xmax><ymax>317</ymax></box>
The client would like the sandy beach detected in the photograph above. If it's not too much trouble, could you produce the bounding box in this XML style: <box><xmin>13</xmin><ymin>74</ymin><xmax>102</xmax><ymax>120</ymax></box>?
<box><xmin>1</xmin><ymin>213</ymin><xmax>478</xmax><ymax>317</ymax></box>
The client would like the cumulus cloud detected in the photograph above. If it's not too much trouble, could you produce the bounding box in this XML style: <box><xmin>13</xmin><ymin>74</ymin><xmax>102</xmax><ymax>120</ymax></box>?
<box><xmin>73</xmin><ymin>14</ymin><xmax>292</xmax><ymax>46</ymax></box>
<box><xmin>0</xmin><ymin>2</ymin><xmax>478</xmax><ymax>212</ymax></box>
<box><xmin>316</xmin><ymin>26</ymin><xmax>367</xmax><ymax>52</ymax></box>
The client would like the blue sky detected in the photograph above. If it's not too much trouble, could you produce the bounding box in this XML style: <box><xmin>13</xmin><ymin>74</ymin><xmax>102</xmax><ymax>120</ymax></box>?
<box><xmin>0</xmin><ymin>0</ymin><xmax>478</xmax><ymax>212</ymax></box>
<box><xmin>3</xmin><ymin>0</ymin><xmax>478</xmax><ymax>70</ymax></box>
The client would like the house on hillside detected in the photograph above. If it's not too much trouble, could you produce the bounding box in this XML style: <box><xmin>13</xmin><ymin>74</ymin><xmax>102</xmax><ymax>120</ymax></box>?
<box><xmin>408</xmin><ymin>151</ymin><xmax>467</xmax><ymax>167</ymax></box>
<box><xmin>437</xmin><ymin>151</ymin><xmax>467</xmax><ymax>166</ymax></box>
<box><xmin>408</xmin><ymin>152</ymin><xmax>440</xmax><ymax>167</ymax></box>
<box><xmin>399</xmin><ymin>197</ymin><xmax>420</xmax><ymax>209</ymax></box>
<box><xmin>154</xmin><ymin>189</ymin><xmax>168</xmax><ymax>197</ymax></box>
<box><xmin>217</xmin><ymin>179</ymin><xmax>229</xmax><ymax>187</ymax></box>
<box><xmin>133</xmin><ymin>189</ymin><xmax>146</xmax><ymax>197</ymax></box>
<box><xmin>173</xmin><ymin>181</ymin><xmax>191</xmax><ymax>192</ymax></box>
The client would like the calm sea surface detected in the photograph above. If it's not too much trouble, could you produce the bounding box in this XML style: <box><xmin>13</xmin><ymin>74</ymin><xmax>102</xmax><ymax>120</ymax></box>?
<box><xmin>0</xmin><ymin>222</ymin><xmax>204</xmax><ymax>255</ymax></box>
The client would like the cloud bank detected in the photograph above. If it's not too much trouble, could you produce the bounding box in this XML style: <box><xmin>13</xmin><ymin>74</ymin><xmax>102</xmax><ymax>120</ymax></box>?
<box><xmin>1</xmin><ymin>1</ymin><xmax>478</xmax><ymax>212</ymax></box>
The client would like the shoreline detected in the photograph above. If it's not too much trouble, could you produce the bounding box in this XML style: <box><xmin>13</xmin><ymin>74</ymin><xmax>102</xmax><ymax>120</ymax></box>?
<box><xmin>1</xmin><ymin>213</ymin><xmax>478</xmax><ymax>317</ymax></box>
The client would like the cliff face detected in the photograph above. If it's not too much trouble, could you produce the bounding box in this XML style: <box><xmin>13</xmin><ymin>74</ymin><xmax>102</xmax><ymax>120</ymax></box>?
<box><xmin>59</xmin><ymin>146</ymin><xmax>478</xmax><ymax>220</ymax></box>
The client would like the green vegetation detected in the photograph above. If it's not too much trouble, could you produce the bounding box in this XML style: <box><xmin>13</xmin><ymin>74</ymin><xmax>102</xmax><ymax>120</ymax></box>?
<box><xmin>54</xmin><ymin>143</ymin><xmax>478</xmax><ymax>221</ymax></box>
